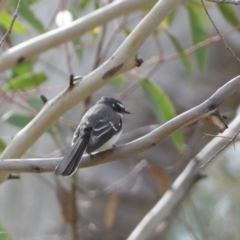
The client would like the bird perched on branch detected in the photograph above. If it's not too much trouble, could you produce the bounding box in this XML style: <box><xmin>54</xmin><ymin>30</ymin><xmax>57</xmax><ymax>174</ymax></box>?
<box><xmin>55</xmin><ymin>96</ymin><xmax>130</xmax><ymax>176</ymax></box>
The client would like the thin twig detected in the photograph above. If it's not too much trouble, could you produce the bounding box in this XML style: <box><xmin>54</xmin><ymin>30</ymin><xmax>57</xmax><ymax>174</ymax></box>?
<box><xmin>201</xmin><ymin>0</ymin><xmax>240</xmax><ymax>62</ymax></box>
<box><xmin>207</xmin><ymin>0</ymin><xmax>240</xmax><ymax>4</ymax></box>
<box><xmin>0</xmin><ymin>0</ymin><xmax>22</xmax><ymax>48</ymax></box>
<box><xmin>200</xmin><ymin>128</ymin><xmax>240</xmax><ymax>168</ymax></box>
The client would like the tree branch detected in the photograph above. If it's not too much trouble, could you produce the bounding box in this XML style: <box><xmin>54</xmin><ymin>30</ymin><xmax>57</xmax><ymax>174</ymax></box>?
<box><xmin>0</xmin><ymin>0</ymin><xmax>182</xmax><ymax>183</ymax></box>
<box><xmin>1</xmin><ymin>75</ymin><xmax>240</xmax><ymax>174</ymax></box>
<box><xmin>0</xmin><ymin>0</ymin><xmax>158</xmax><ymax>73</ymax></box>
<box><xmin>127</xmin><ymin>112</ymin><xmax>240</xmax><ymax>240</ymax></box>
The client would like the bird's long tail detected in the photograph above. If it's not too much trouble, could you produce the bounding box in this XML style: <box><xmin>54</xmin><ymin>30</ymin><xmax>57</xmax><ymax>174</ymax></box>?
<box><xmin>54</xmin><ymin>134</ymin><xmax>90</xmax><ymax>177</ymax></box>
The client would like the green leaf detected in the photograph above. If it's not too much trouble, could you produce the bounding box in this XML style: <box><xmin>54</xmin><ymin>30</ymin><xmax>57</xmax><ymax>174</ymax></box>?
<box><xmin>3</xmin><ymin>72</ymin><xmax>47</xmax><ymax>92</ymax></box>
<box><xmin>1</xmin><ymin>112</ymin><xmax>33</xmax><ymax>128</ymax></box>
<box><xmin>124</xmin><ymin>28</ymin><xmax>132</xmax><ymax>36</ymax></box>
<box><xmin>167</xmin><ymin>32</ymin><xmax>193</xmax><ymax>77</ymax></box>
<box><xmin>140</xmin><ymin>78</ymin><xmax>184</xmax><ymax>151</ymax></box>
<box><xmin>94</xmin><ymin>0</ymin><xmax>99</xmax><ymax>10</ymax></box>
<box><xmin>11</xmin><ymin>60</ymin><xmax>32</xmax><ymax>78</ymax></box>
<box><xmin>80</xmin><ymin>0</ymin><xmax>90</xmax><ymax>9</ymax></box>
<box><xmin>27</xmin><ymin>96</ymin><xmax>44</xmax><ymax>110</ymax></box>
<box><xmin>187</xmin><ymin>6</ymin><xmax>207</xmax><ymax>72</ymax></box>
<box><xmin>163</xmin><ymin>8</ymin><xmax>177</xmax><ymax>27</ymax></box>
<box><xmin>24</xmin><ymin>0</ymin><xmax>39</xmax><ymax>5</ymax></box>
<box><xmin>0</xmin><ymin>221</ymin><xmax>12</xmax><ymax>240</ymax></box>
<box><xmin>217</xmin><ymin>4</ymin><xmax>239</xmax><ymax>27</ymax></box>
<box><xmin>0</xmin><ymin>139</ymin><xmax>6</xmax><ymax>153</ymax></box>
<box><xmin>0</xmin><ymin>11</ymin><xmax>27</xmax><ymax>34</ymax></box>
<box><xmin>19</xmin><ymin>2</ymin><xmax>46</xmax><ymax>33</ymax></box>
<box><xmin>1</xmin><ymin>111</ymin><xmax>66</xmax><ymax>137</ymax></box>
<box><xmin>110</xmin><ymin>76</ymin><xmax>127</xmax><ymax>87</ymax></box>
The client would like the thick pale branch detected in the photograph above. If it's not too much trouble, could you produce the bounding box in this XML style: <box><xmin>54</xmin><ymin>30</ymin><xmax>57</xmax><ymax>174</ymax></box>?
<box><xmin>0</xmin><ymin>0</ymin><xmax>157</xmax><ymax>73</ymax></box>
<box><xmin>0</xmin><ymin>0</ymin><xmax>182</xmax><ymax>183</ymax></box>
<box><xmin>1</xmin><ymin>75</ymin><xmax>240</xmax><ymax>173</ymax></box>
<box><xmin>127</xmin><ymin>112</ymin><xmax>240</xmax><ymax>240</ymax></box>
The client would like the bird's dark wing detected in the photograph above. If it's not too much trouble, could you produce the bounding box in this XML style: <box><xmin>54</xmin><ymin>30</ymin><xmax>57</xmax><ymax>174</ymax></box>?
<box><xmin>86</xmin><ymin>118</ymin><xmax>121</xmax><ymax>153</ymax></box>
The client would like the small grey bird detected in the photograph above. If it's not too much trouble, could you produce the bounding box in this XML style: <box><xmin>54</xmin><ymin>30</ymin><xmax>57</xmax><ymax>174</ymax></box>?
<box><xmin>54</xmin><ymin>96</ymin><xmax>130</xmax><ymax>176</ymax></box>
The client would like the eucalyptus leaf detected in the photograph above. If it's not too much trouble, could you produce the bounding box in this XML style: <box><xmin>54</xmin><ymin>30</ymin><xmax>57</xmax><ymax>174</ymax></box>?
<box><xmin>167</xmin><ymin>32</ymin><xmax>193</xmax><ymax>77</ymax></box>
<box><xmin>11</xmin><ymin>60</ymin><xmax>32</xmax><ymax>78</ymax></box>
<box><xmin>140</xmin><ymin>78</ymin><xmax>184</xmax><ymax>151</ymax></box>
<box><xmin>110</xmin><ymin>76</ymin><xmax>127</xmax><ymax>87</ymax></box>
<box><xmin>1</xmin><ymin>111</ymin><xmax>66</xmax><ymax>138</ymax></box>
<box><xmin>80</xmin><ymin>0</ymin><xmax>90</xmax><ymax>9</ymax></box>
<box><xmin>19</xmin><ymin>2</ymin><xmax>46</xmax><ymax>33</ymax></box>
<box><xmin>0</xmin><ymin>221</ymin><xmax>12</xmax><ymax>240</ymax></box>
<box><xmin>163</xmin><ymin>8</ymin><xmax>177</xmax><ymax>27</ymax></box>
<box><xmin>187</xmin><ymin>6</ymin><xmax>207</xmax><ymax>72</ymax></box>
<box><xmin>0</xmin><ymin>139</ymin><xmax>6</xmax><ymax>153</ymax></box>
<box><xmin>1</xmin><ymin>112</ymin><xmax>33</xmax><ymax>128</ymax></box>
<box><xmin>217</xmin><ymin>4</ymin><xmax>239</xmax><ymax>27</ymax></box>
<box><xmin>4</xmin><ymin>72</ymin><xmax>47</xmax><ymax>92</ymax></box>
<box><xmin>0</xmin><ymin>11</ymin><xmax>27</xmax><ymax>33</ymax></box>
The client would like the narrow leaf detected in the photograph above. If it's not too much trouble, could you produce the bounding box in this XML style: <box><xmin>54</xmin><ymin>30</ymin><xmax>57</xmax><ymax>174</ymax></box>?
<box><xmin>148</xmin><ymin>165</ymin><xmax>170</xmax><ymax>193</ymax></box>
<box><xmin>19</xmin><ymin>2</ymin><xmax>46</xmax><ymax>33</ymax></box>
<box><xmin>80</xmin><ymin>0</ymin><xmax>90</xmax><ymax>9</ymax></box>
<box><xmin>0</xmin><ymin>139</ymin><xmax>6</xmax><ymax>153</ymax></box>
<box><xmin>110</xmin><ymin>76</ymin><xmax>127</xmax><ymax>87</ymax></box>
<box><xmin>0</xmin><ymin>11</ymin><xmax>27</xmax><ymax>33</ymax></box>
<box><xmin>1</xmin><ymin>111</ymin><xmax>65</xmax><ymax>137</ymax></box>
<box><xmin>1</xmin><ymin>112</ymin><xmax>33</xmax><ymax>128</ymax></box>
<box><xmin>94</xmin><ymin>0</ymin><xmax>99</xmax><ymax>10</ymax></box>
<box><xmin>217</xmin><ymin>4</ymin><xmax>239</xmax><ymax>27</ymax></box>
<box><xmin>11</xmin><ymin>60</ymin><xmax>32</xmax><ymax>78</ymax></box>
<box><xmin>0</xmin><ymin>221</ymin><xmax>12</xmax><ymax>240</ymax></box>
<box><xmin>123</xmin><ymin>28</ymin><xmax>131</xmax><ymax>36</ymax></box>
<box><xmin>3</xmin><ymin>72</ymin><xmax>47</xmax><ymax>92</ymax></box>
<box><xmin>140</xmin><ymin>79</ymin><xmax>184</xmax><ymax>151</ymax></box>
<box><xmin>162</xmin><ymin>8</ymin><xmax>177</xmax><ymax>28</ymax></box>
<box><xmin>104</xmin><ymin>194</ymin><xmax>119</xmax><ymax>230</ymax></box>
<box><xmin>167</xmin><ymin>32</ymin><xmax>193</xmax><ymax>77</ymax></box>
<box><xmin>27</xmin><ymin>96</ymin><xmax>44</xmax><ymax>110</ymax></box>
<box><xmin>187</xmin><ymin>6</ymin><xmax>207</xmax><ymax>72</ymax></box>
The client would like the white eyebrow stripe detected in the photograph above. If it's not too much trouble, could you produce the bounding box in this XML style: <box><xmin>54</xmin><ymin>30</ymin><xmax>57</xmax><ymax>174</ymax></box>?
<box><xmin>116</xmin><ymin>103</ymin><xmax>124</xmax><ymax>108</ymax></box>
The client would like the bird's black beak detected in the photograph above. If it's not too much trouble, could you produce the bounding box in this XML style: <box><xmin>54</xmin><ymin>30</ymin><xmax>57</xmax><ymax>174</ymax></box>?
<box><xmin>124</xmin><ymin>109</ymin><xmax>130</xmax><ymax>114</ymax></box>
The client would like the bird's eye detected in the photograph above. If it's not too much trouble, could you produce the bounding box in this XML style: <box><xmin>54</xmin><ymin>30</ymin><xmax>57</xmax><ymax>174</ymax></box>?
<box><xmin>113</xmin><ymin>103</ymin><xmax>123</xmax><ymax>112</ymax></box>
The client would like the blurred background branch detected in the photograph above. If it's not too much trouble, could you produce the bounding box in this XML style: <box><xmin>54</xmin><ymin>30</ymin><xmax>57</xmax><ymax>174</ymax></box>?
<box><xmin>127</xmin><ymin>111</ymin><xmax>240</xmax><ymax>240</ymax></box>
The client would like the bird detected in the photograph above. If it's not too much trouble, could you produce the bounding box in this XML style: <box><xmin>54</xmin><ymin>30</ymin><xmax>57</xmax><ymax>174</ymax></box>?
<box><xmin>54</xmin><ymin>96</ymin><xmax>130</xmax><ymax>176</ymax></box>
